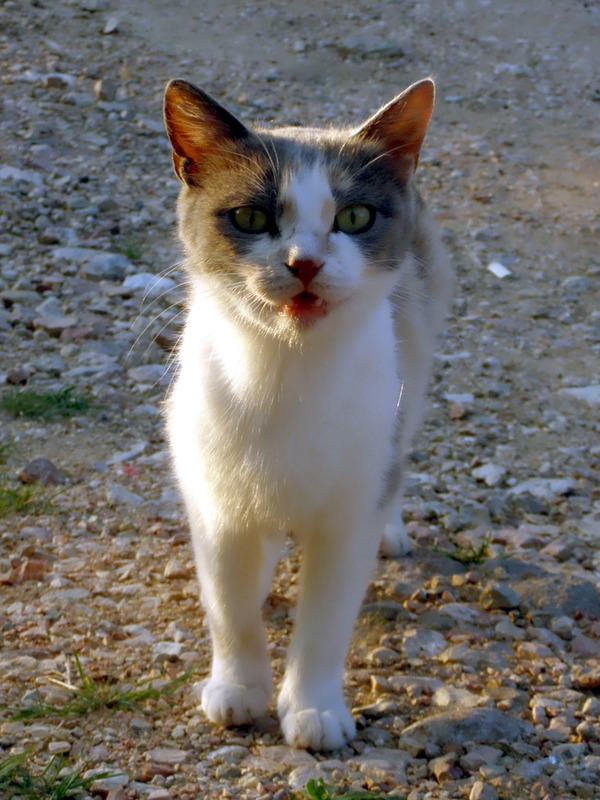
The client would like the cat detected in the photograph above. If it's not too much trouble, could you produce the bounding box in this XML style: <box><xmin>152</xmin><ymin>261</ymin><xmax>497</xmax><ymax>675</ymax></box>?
<box><xmin>163</xmin><ymin>76</ymin><xmax>450</xmax><ymax>750</ymax></box>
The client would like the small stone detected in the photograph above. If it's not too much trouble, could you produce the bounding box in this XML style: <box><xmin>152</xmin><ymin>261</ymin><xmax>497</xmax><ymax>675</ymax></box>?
<box><xmin>89</xmin><ymin>774</ymin><xmax>129</xmax><ymax>793</ymax></box>
<box><xmin>103</xmin><ymin>16</ymin><xmax>120</xmax><ymax>34</ymax></box>
<box><xmin>472</xmin><ymin>463</ymin><xmax>506</xmax><ymax>487</ymax></box>
<box><xmin>123</xmin><ymin>272</ymin><xmax>176</xmax><ymax>296</ymax></box>
<box><xmin>147</xmin><ymin>747</ymin><xmax>189</xmax><ymax>765</ymax></box>
<box><xmin>19</xmin><ymin>457</ymin><xmax>68</xmax><ymax>485</ymax></box>
<box><xmin>550</xmin><ymin>615</ymin><xmax>576</xmax><ymax>640</ymax></box>
<box><xmin>106</xmin><ymin>790</ymin><xmax>129</xmax><ymax>800</ymax></box>
<box><xmin>402</xmin><ymin>628</ymin><xmax>447</xmax><ymax>659</ymax></box>
<box><xmin>508</xmin><ymin>477</ymin><xmax>577</xmax><ymax>502</ymax></box>
<box><xmin>147</xmin><ymin>791</ymin><xmax>172</xmax><ymax>800</ymax></box>
<box><xmin>572</xmin><ymin>666</ymin><xmax>600</xmax><ymax>691</ymax></box>
<box><xmin>398</xmin><ymin>708</ymin><xmax>534</xmax><ymax>757</ymax></box>
<box><xmin>152</xmin><ymin>641</ymin><xmax>185</xmax><ymax>662</ymax></box>
<box><xmin>33</xmin><ymin>314</ymin><xmax>80</xmax><ymax>335</ymax></box>
<box><xmin>48</xmin><ymin>740</ymin><xmax>71</xmax><ymax>754</ymax></box>
<box><xmin>164</xmin><ymin>560</ymin><xmax>193</xmax><ymax>579</ymax></box>
<box><xmin>368</xmin><ymin>646</ymin><xmax>400</xmax><ymax>666</ymax></box>
<box><xmin>106</xmin><ymin>482</ymin><xmax>144</xmax><ymax>506</ymax></box>
<box><xmin>480</xmin><ymin>583</ymin><xmax>521</xmax><ymax>610</ymax></box>
<box><xmin>433</xmin><ymin>686</ymin><xmax>481</xmax><ymax>710</ymax></box>
<box><xmin>81</xmin><ymin>252</ymin><xmax>130</xmax><ymax>281</ymax></box>
<box><xmin>127</xmin><ymin>364</ymin><xmax>167</xmax><ymax>385</ymax></box>
<box><xmin>207</xmin><ymin>745</ymin><xmax>250</xmax><ymax>764</ymax></box>
<box><xmin>429</xmin><ymin>752</ymin><xmax>462</xmax><ymax>782</ymax></box>
<box><xmin>94</xmin><ymin>78</ymin><xmax>118</xmax><ymax>101</ymax></box>
<box><xmin>570</xmin><ymin>633</ymin><xmax>600</xmax><ymax>658</ymax></box>
<box><xmin>470</xmin><ymin>781</ymin><xmax>499</xmax><ymax>800</ymax></box>
<box><xmin>582</xmin><ymin>697</ymin><xmax>600</xmax><ymax>717</ymax></box>
<box><xmin>518</xmin><ymin>641</ymin><xmax>554</xmax><ymax>659</ymax></box>
<box><xmin>460</xmin><ymin>745</ymin><xmax>503</xmax><ymax>773</ymax></box>
<box><xmin>560</xmin><ymin>385</ymin><xmax>600</xmax><ymax>405</ymax></box>
<box><xmin>16</xmin><ymin>558</ymin><xmax>49</xmax><ymax>582</ymax></box>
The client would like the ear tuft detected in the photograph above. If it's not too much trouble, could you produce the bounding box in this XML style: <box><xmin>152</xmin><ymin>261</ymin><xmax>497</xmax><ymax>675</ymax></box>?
<box><xmin>355</xmin><ymin>78</ymin><xmax>435</xmax><ymax>176</ymax></box>
<box><xmin>163</xmin><ymin>80</ymin><xmax>250</xmax><ymax>184</ymax></box>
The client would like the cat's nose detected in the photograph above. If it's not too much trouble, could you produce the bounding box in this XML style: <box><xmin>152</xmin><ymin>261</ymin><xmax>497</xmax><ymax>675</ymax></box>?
<box><xmin>287</xmin><ymin>257</ymin><xmax>323</xmax><ymax>287</ymax></box>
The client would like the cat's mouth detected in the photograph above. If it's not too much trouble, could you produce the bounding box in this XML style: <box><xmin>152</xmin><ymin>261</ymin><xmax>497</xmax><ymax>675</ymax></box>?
<box><xmin>281</xmin><ymin>290</ymin><xmax>328</xmax><ymax>320</ymax></box>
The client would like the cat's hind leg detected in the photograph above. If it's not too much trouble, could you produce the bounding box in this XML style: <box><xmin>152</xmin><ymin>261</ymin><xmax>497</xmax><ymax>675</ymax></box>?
<box><xmin>193</xmin><ymin>527</ymin><xmax>275</xmax><ymax>726</ymax></box>
<box><xmin>381</xmin><ymin>492</ymin><xmax>412</xmax><ymax>557</ymax></box>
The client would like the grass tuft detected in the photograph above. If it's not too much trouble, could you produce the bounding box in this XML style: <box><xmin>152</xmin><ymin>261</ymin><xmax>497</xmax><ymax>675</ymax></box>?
<box><xmin>9</xmin><ymin>654</ymin><xmax>192</xmax><ymax>720</ymax></box>
<box><xmin>0</xmin><ymin>387</ymin><xmax>92</xmax><ymax>420</ymax></box>
<box><xmin>0</xmin><ymin>750</ymin><xmax>112</xmax><ymax>800</ymax></box>
<box><xmin>0</xmin><ymin>442</ymin><xmax>54</xmax><ymax>518</ymax></box>
<box><xmin>438</xmin><ymin>532</ymin><xmax>493</xmax><ymax>566</ymax></box>
<box><xmin>296</xmin><ymin>778</ymin><xmax>405</xmax><ymax>800</ymax></box>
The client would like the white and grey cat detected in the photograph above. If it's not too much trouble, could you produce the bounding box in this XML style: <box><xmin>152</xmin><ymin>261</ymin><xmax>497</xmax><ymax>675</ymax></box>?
<box><xmin>163</xmin><ymin>77</ymin><xmax>450</xmax><ymax>750</ymax></box>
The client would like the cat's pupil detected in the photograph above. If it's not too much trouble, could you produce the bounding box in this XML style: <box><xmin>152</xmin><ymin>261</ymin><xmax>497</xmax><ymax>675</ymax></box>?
<box><xmin>335</xmin><ymin>204</ymin><xmax>374</xmax><ymax>235</ymax></box>
<box><xmin>231</xmin><ymin>206</ymin><xmax>271</xmax><ymax>234</ymax></box>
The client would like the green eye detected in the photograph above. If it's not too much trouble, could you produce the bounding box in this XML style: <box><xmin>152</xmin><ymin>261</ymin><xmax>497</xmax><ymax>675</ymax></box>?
<box><xmin>334</xmin><ymin>204</ymin><xmax>375</xmax><ymax>235</ymax></box>
<box><xmin>230</xmin><ymin>206</ymin><xmax>271</xmax><ymax>234</ymax></box>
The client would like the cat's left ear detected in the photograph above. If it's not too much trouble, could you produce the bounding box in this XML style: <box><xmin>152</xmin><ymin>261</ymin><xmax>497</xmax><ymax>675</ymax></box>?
<box><xmin>355</xmin><ymin>78</ymin><xmax>435</xmax><ymax>178</ymax></box>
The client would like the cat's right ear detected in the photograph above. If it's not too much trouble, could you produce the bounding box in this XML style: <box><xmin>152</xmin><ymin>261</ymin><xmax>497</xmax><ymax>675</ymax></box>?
<box><xmin>164</xmin><ymin>80</ymin><xmax>251</xmax><ymax>185</ymax></box>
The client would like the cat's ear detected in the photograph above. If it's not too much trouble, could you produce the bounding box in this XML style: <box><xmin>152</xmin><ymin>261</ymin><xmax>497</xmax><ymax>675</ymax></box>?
<box><xmin>355</xmin><ymin>78</ymin><xmax>434</xmax><ymax>177</ymax></box>
<box><xmin>164</xmin><ymin>80</ymin><xmax>252</xmax><ymax>185</ymax></box>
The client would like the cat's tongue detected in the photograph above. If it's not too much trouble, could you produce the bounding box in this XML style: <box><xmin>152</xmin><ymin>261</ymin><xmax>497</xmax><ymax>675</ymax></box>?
<box><xmin>282</xmin><ymin>291</ymin><xmax>327</xmax><ymax>319</ymax></box>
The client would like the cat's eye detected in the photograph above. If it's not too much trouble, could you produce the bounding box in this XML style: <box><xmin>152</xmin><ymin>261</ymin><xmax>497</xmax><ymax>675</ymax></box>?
<box><xmin>229</xmin><ymin>206</ymin><xmax>272</xmax><ymax>235</ymax></box>
<box><xmin>334</xmin><ymin>204</ymin><xmax>375</xmax><ymax>235</ymax></box>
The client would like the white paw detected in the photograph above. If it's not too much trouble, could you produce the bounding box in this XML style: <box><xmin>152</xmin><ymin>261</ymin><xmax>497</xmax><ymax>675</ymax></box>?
<box><xmin>280</xmin><ymin>706</ymin><xmax>356</xmax><ymax>750</ymax></box>
<box><xmin>201</xmin><ymin>680</ymin><xmax>270</xmax><ymax>726</ymax></box>
<box><xmin>381</xmin><ymin>520</ymin><xmax>412</xmax><ymax>557</ymax></box>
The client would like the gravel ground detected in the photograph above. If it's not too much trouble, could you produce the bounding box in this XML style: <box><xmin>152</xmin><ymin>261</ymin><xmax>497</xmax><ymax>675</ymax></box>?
<box><xmin>1</xmin><ymin>1</ymin><xmax>599</xmax><ymax>799</ymax></box>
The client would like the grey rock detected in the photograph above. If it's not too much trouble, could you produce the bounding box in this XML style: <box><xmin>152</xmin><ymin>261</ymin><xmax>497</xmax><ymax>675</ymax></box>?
<box><xmin>123</xmin><ymin>272</ymin><xmax>176</xmax><ymax>297</ymax></box>
<box><xmin>127</xmin><ymin>364</ymin><xmax>167</xmax><ymax>385</ymax></box>
<box><xmin>480</xmin><ymin>582</ymin><xmax>521</xmax><ymax>610</ymax></box>
<box><xmin>106</xmin><ymin>482</ymin><xmax>144</xmax><ymax>507</ymax></box>
<box><xmin>460</xmin><ymin>745</ymin><xmax>503</xmax><ymax>773</ymax></box>
<box><xmin>361</xmin><ymin>600</ymin><xmax>413</xmax><ymax>621</ymax></box>
<box><xmin>560</xmin><ymin>385</ymin><xmax>600</xmax><ymax>405</ymax></box>
<box><xmin>0</xmin><ymin>165</ymin><xmax>44</xmax><ymax>185</ymax></box>
<box><xmin>432</xmin><ymin>685</ymin><xmax>482</xmax><ymax>710</ymax></box>
<box><xmin>469</xmin><ymin>782</ymin><xmax>499</xmax><ymax>800</ymax></box>
<box><xmin>81</xmin><ymin>252</ymin><xmax>130</xmax><ymax>281</ymax></box>
<box><xmin>368</xmin><ymin>646</ymin><xmax>400</xmax><ymax>666</ymax></box>
<box><xmin>514</xmin><ymin>574</ymin><xmax>600</xmax><ymax>619</ymax></box>
<box><xmin>152</xmin><ymin>641</ymin><xmax>185</xmax><ymax>661</ymax></box>
<box><xmin>19</xmin><ymin>457</ymin><xmax>68</xmax><ymax>485</ymax></box>
<box><xmin>206</xmin><ymin>745</ymin><xmax>250</xmax><ymax>765</ymax></box>
<box><xmin>398</xmin><ymin>708</ymin><xmax>534</xmax><ymax>757</ymax></box>
<box><xmin>402</xmin><ymin>628</ymin><xmax>447</xmax><ymax>659</ymax></box>
<box><xmin>472</xmin><ymin>463</ymin><xmax>506</xmax><ymax>487</ymax></box>
<box><xmin>509</xmin><ymin>477</ymin><xmax>577</xmax><ymax>501</ymax></box>
<box><xmin>337</xmin><ymin>36</ymin><xmax>405</xmax><ymax>60</ymax></box>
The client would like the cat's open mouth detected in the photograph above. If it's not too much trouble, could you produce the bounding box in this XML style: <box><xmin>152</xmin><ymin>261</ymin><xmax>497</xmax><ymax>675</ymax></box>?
<box><xmin>281</xmin><ymin>291</ymin><xmax>328</xmax><ymax>320</ymax></box>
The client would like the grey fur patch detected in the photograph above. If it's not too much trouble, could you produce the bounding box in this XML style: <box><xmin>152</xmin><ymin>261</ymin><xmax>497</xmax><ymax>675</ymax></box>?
<box><xmin>178</xmin><ymin>122</ymin><xmax>419</xmax><ymax>276</ymax></box>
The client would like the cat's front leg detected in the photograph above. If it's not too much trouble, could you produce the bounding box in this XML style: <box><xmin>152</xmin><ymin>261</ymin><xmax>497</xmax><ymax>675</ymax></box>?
<box><xmin>192</xmin><ymin>526</ymin><xmax>274</xmax><ymax>726</ymax></box>
<box><xmin>278</xmin><ymin>518</ymin><xmax>380</xmax><ymax>750</ymax></box>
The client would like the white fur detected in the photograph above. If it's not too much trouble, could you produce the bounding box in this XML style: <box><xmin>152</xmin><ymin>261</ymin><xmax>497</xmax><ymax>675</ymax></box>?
<box><xmin>167</xmin><ymin>161</ymin><xmax>446</xmax><ymax>749</ymax></box>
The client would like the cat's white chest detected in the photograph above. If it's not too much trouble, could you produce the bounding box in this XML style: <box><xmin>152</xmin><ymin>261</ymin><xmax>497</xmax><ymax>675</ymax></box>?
<box><xmin>169</xmin><ymin>299</ymin><xmax>400</xmax><ymax>533</ymax></box>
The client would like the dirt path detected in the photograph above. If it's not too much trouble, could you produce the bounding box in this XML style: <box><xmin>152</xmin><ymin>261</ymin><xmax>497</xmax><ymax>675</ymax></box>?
<box><xmin>1</xmin><ymin>1</ymin><xmax>599</xmax><ymax>799</ymax></box>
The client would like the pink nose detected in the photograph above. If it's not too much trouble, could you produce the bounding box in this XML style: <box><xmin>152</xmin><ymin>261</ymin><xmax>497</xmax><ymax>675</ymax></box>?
<box><xmin>287</xmin><ymin>258</ymin><xmax>323</xmax><ymax>287</ymax></box>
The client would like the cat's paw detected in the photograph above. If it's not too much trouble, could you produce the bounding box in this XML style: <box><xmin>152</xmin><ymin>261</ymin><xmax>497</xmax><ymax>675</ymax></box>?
<box><xmin>380</xmin><ymin>520</ymin><xmax>412</xmax><ymax>557</ymax></box>
<box><xmin>201</xmin><ymin>680</ymin><xmax>270</xmax><ymax>726</ymax></box>
<box><xmin>280</xmin><ymin>706</ymin><xmax>356</xmax><ymax>750</ymax></box>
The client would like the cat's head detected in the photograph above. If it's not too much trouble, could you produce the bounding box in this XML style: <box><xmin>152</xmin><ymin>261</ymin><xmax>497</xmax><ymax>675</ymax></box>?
<box><xmin>164</xmin><ymin>78</ymin><xmax>434</xmax><ymax>342</ymax></box>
